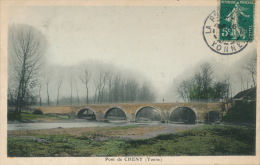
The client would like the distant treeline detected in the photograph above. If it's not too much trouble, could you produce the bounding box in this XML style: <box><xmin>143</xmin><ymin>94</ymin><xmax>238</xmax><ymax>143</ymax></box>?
<box><xmin>8</xmin><ymin>61</ymin><xmax>156</xmax><ymax>107</ymax></box>
<box><xmin>176</xmin><ymin>53</ymin><xmax>256</xmax><ymax>103</ymax></box>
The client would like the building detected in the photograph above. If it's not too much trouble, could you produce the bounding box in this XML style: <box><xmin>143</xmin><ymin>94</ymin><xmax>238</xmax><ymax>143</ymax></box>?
<box><xmin>233</xmin><ymin>87</ymin><xmax>256</xmax><ymax>102</ymax></box>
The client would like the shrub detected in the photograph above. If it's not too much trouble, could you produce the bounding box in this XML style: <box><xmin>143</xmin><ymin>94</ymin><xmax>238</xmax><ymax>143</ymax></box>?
<box><xmin>32</xmin><ymin>109</ymin><xmax>43</xmax><ymax>115</ymax></box>
<box><xmin>224</xmin><ymin>101</ymin><xmax>256</xmax><ymax>123</ymax></box>
<box><xmin>154</xmin><ymin>133</ymin><xmax>175</xmax><ymax>140</ymax></box>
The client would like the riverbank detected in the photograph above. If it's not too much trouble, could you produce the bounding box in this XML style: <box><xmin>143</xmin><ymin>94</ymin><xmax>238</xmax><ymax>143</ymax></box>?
<box><xmin>8</xmin><ymin>110</ymin><xmax>73</xmax><ymax>124</ymax></box>
<box><xmin>8</xmin><ymin>124</ymin><xmax>199</xmax><ymax>138</ymax></box>
<box><xmin>8</xmin><ymin>124</ymin><xmax>255</xmax><ymax>156</ymax></box>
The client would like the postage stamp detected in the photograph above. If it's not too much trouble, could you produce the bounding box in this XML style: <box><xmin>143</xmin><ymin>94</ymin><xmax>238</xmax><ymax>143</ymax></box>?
<box><xmin>203</xmin><ymin>10</ymin><xmax>248</xmax><ymax>55</ymax></box>
<box><xmin>219</xmin><ymin>0</ymin><xmax>254</xmax><ymax>41</ymax></box>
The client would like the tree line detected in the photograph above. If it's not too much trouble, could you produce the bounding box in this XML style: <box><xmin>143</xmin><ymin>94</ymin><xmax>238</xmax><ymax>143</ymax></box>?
<box><xmin>41</xmin><ymin>64</ymin><xmax>156</xmax><ymax>106</ymax></box>
<box><xmin>8</xmin><ymin>24</ymin><xmax>155</xmax><ymax>119</ymax></box>
<box><xmin>176</xmin><ymin>55</ymin><xmax>256</xmax><ymax>102</ymax></box>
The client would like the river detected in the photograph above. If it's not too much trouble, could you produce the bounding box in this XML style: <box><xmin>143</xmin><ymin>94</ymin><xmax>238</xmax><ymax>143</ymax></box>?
<box><xmin>8</xmin><ymin>120</ymin><xmax>164</xmax><ymax>131</ymax></box>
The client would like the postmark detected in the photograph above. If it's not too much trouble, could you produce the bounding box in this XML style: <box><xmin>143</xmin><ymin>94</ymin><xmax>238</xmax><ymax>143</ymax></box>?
<box><xmin>203</xmin><ymin>10</ymin><xmax>248</xmax><ymax>55</ymax></box>
<box><xmin>219</xmin><ymin>0</ymin><xmax>254</xmax><ymax>41</ymax></box>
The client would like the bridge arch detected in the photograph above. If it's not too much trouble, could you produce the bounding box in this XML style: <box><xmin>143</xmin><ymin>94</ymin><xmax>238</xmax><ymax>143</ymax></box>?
<box><xmin>104</xmin><ymin>107</ymin><xmax>127</xmax><ymax>122</ymax></box>
<box><xmin>169</xmin><ymin>106</ymin><xmax>197</xmax><ymax>124</ymax></box>
<box><xmin>76</xmin><ymin>107</ymin><xmax>97</xmax><ymax>120</ymax></box>
<box><xmin>135</xmin><ymin>106</ymin><xmax>162</xmax><ymax>122</ymax></box>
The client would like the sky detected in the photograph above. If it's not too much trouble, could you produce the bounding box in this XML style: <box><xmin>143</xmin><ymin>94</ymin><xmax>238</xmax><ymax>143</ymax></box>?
<box><xmin>8</xmin><ymin>6</ymin><xmax>256</xmax><ymax>102</ymax></box>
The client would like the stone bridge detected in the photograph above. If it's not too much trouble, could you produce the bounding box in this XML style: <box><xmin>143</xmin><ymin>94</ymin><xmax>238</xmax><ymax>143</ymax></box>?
<box><xmin>36</xmin><ymin>102</ymin><xmax>225</xmax><ymax>123</ymax></box>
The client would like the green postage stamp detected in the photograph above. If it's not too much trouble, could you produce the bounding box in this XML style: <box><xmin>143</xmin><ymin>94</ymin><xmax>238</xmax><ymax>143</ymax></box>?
<box><xmin>219</xmin><ymin>0</ymin><xmax>254</xmax><ymax>41</ymax></box>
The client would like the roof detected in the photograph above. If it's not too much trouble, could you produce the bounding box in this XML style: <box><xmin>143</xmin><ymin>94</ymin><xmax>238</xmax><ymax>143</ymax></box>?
<box><xmin>233</xmin><ymin>87</ymin><xmax>256</xmax><ymax>100</ymax></box>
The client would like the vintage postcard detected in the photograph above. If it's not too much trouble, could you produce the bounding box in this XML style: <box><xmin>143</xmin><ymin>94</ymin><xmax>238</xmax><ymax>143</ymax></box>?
<box><xmin>0</xmin><ymin>0</ymin><xmax>259</xmax><ymax>164</ymax></box>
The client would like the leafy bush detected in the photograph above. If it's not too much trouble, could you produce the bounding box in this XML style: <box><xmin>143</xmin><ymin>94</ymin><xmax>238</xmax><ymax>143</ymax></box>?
<box><xmin>32</xmin><ymin>109</ymin><xmax>43</xmax><ymax>115</ymax></box>
<box><xmin>224</xmin><ymin>101</ymin><xmax>256</xmax><ymax>123</ymax></box>
<box><xmin>154</xmin><ymin>133</ymin><xmax>176</xmax><ymax>140</ymax></box>
<box><xmin>8</xmin><ymin>112</ymin><xmax>16</xmax><ymax>120</ymax></box>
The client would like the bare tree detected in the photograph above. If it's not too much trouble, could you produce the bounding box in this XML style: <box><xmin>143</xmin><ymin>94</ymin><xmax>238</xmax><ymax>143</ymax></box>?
<box><xmin>201</xmin><ymin>63</ymin><xmax>213</xmax><ymax>99</ymax></box>
<box><xmin>119</xmin><ymin>76</ymin><xmax>126</xmax><ymax>102</ymax></box>
<box><xmin>8</xmin><ymin>88</ymin><xmax>16</xmax><ymax>106</ymax></box>
<box><xmin>100</xmin><ymin>70</ymin><xmax>110</xmax><ymax>102</ymax></box>
<box><xmin>242</xmin><ymin>55</ymin><xmax>256</xmax><ymax>87</ymax></box>
<box><xmin>79</xmin><ymin>69</ymin><xmax>91</xmax><ymax>105</ymax></box>
<box><xmin>93</xmin><ymin>73</ymin><xmax>101</xmax><ymax>103</ymax></box>
<box><xmin>94</xmin><ymin>68</ymin><xmax>109</xmax><ymax>103</ymax></box>
<box><xmin>69</xmin><ymin>76</ymin><xmax>73</xmax><ymax>105</ymax></box>
<box><xmin>8</xmin><ymin>24</ymin><xmax>46</xmax><ymax>119</ymax></box>
<box><xmin>193</xmin><ymin>63</ymin><xmax>213</xmax><ymax>101</ymax></box>
<box><xmin>238</xmin><ymin>73</ymin><xmax>245</xmax><ymax>91</ymax></box>
<box><xmin>203</xmin><ymin>63</ymin><xmax>213</xmax><ymax>86</ymax></box>
<box><xmin>38</xmin><ymin>82</ymin><xmax>42</xmax><ymax>106</ymax></box>
<box><xmin>106</xmin><ymin>71</ymin><xmax>114</xmax><ymax>103</ymax></box>
<box><xmin>125</xmin><ymin>78</ymin><xmax>139</xmax><ymax>102</ymax></box>
<box><xmin>238</xmin><ymin>71</ymin><xmax>251</xmax><ymax>91</ymax></box>
<box><xmin>111</xmin><ymin>73</ymin><xmax>122</xmax><ymax>102</ymax></box>
<box><xmin>74</xmin><ymin>79</ymin><xmax>80</xmax><ymax>105</ymax></box>
<box><xmin>176</xmin><ymin>79</ymin><xmax>194</xmax><ymax>102</ymax></box>
<box><xmin>56</xmin><ymin>76</ymin><xmax>63</xmax><ymax>106</ymax></box>
<box><xmin>138</xmin><ymin>82</ymin><xmax>155</xmax><ymax>102</ymax></box>
<box><xmin>45</xmin><ymin>72</ymin><xmax>51</xmax><ymax>106</ymax></box>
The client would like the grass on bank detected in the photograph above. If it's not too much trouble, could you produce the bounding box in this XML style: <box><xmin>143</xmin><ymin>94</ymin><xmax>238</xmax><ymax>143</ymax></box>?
<box><xmin>8</xmin><ymin>111</ymin><xmax>71</xmax><ymax>122</ymax></box>
<box><xmin>8</xmin><ymin>124</ymin><xmax>255</xmax><ymax>157</ymax></box>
